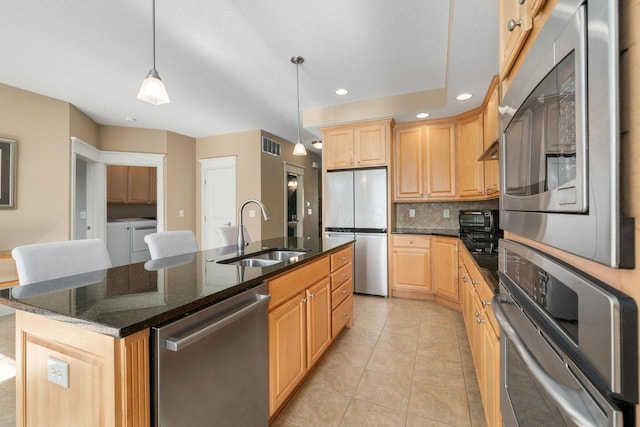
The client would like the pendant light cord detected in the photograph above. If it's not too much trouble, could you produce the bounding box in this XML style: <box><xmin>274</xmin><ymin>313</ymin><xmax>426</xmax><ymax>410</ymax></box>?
<box><xmin>296</xmin><ymin>61</ymin><xmax>301</xmax><ymax>144</ymax></box>
<box><xmin>152</xmin><ymin>0</ymin><xmax>157</xmax><ymax>71</ymax></box>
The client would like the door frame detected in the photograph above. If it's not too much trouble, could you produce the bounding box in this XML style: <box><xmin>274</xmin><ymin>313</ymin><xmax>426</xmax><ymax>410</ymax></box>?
<box><xmin>283</xmin><ymin>162</ymin><xmax>305</xmax><ymax>239</ymax></box>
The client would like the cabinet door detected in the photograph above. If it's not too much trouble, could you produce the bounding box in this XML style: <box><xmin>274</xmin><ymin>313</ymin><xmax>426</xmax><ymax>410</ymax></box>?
<box><xmin>354</xmin><ymin>123</ymin><xmax>387</xmax><ymax>167</ymax></box>
<box><xmin>391</xmin><ymin>246</ymin><xmax>432</xmax><ymax>292</ymax></box>
<box><xmin>324</xmin><ymin>128</ymin><xmax>353</xmax><ymax>169</ymax></box>
<box><xmin>483</xmin><ymin>85</ymin><xmax>500</xmax><ymax>197</ymax></box>
<box><xmin>268</xmin><ymin>292</ymin><xmax>306</xmax><ymax>416</ymax></box>
<box><xmin>457</xmin><ymin>113</ymin><xmax>485</xmax><ymax>198</ymax></box>
<box><xmin>499</xmin><ymin>0</ymin><xmax>531</xmax><ymax>76</ymax></box>
<box><xmin>106</xmin><ymin>165</ymin><xmax>128</xmax><ymax>203</ymax></box>
<box><xmin>127</xmin><ymin>166</ymin><xmax>151</xmax><ymax>204</ymax></box>
<box><xmin>393</xmin><ymin>126</ymin><xmax>424</xmax><ymax>200</ymax></box>
<box><xmin>306</xmin><ymin>278</ymin><xmax>332</xmax><ymax>368</ymax></box>
<box><xmin>425</xmin><ymin>123</ymin><xmax>456</xmax><ymax>198</ymax></box>
<box><xmin>432</xmin><ymin>237</ymin><xmax>459</xmax><ymax>302</ymax></box>
<box><xmin>148</xmin><ymin>167</ymin><xmax>157</xmax><ymax>204</ymax></box>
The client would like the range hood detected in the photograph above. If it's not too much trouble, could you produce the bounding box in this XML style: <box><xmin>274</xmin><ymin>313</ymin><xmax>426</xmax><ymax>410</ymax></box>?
<box><xmin>478</xmin><ymin>139</ymin><xmax>499</xmax><ymax>161</ymax></box>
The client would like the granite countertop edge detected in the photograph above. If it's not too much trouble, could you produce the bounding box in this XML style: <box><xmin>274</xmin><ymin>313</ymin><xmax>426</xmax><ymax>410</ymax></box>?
<box><xmin>2</xmin><ymin>239</ymin><xmax>356</xmax><ymax>339</ymax></box>
<box><xmin>391</xmin><ymin>228</ymin><xmax>460</xmax><ymax>237</ymax></box>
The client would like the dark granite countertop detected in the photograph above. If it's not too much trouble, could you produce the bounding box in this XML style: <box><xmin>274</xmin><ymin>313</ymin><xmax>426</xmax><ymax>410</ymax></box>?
<box><xmin>391</xmin><ymin>228</ymin><xmax>460</xmax><ymax>237</ymax></box>
<box><xmin>469</xmin><ymin>253</ymin><xmax>499</xmax><ymax>293</ymax></box>
<box><xmin>0</xmin><ymin>236</ymin><xmax>354</xmax><ymax>338</ymax></box>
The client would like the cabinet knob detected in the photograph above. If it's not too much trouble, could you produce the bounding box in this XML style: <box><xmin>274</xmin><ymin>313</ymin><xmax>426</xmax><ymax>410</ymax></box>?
<box><xmin>409</xmin><ymin>241</ymin><xmax>414</xmax><ymax>244</ymax></box>
<box><xmin>482</xmin><ymin>300</ymin><xmax>491</xmax><ymax>307</ymax></box>
<box><xmin>309</xmin><ymin>293</ymin><xmax>315</xmax><ymax>298</ymax></box>
<box><xmin>476</xmin><ymin>317</ymin><xmax>486</xmax><ymax>324</ymax></box>
<box><xmin>341</xmin><ymin>290</ymin><xmax>347</xmax><ymax>294</ymax></box>
<box><xmin>518</xmin><ymin>0</ymin><xmax>526</xmax><ymax>4</ymax></box>
<box><xmin>302</xmin><ymin>297</ymin><xmax>307</xmax><ymax>303</ymax></box>
<box><xmin>508</xmin><ymin>19</ymin><xmax>523</xmax><ymax>32</ymax></box>
<box><xmin>471</xmin><ymin>279</ymin><xmax>480</xmax><ymax>286</ymax></box>
<box><xmin>341</xmin><ymin>256</ymin><xmax>347</xmax><ymax>260</ymax></box>
<box><xmin>342</xmin><ymin>312</ymin><xmax>348</xmax><ymax>317</ymax></box>
<box><xmin>342</xmin><ymin>273</ymin><xmax>347</xmax><ymax>277</ymax></box>
<box><xmin>462</xmin><ymin>275</ymin><xmax>468</xmax><ymax>282</ymax></box>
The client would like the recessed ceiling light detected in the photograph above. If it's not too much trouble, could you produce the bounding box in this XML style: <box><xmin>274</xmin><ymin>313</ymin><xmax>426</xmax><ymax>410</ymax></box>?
<box><xmin>335</xmin><ymin>88</ymin><xmax>349</xmax><ymax>96</ymax></box>
<box><xmin>416</xmin><ymin>113</ymin><xmax>430</xmax><ymax>119</ymax></box>
<box><xmin>456</xmin><ymin>93</ymin><xmax>473</xmax><ymax>101</ymax></box>
<box><xmin>125</xmin><ymin>116</ymin><xmax>137</xmax><ymax>122</ymax></box>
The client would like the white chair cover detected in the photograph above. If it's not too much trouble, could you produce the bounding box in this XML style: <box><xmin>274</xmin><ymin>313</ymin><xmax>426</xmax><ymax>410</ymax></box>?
<box><xmin>216</xmin><ymin>225</ymin><xmax>250</xmax><ymax>247</ymax></box>
<box><xmin>144</xmin><ymin>230</ymin><xmax>198</xmax><ymax>260</ymax></box>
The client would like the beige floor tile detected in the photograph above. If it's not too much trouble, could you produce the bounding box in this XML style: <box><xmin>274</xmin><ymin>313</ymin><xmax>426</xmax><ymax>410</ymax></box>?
<box><xmin>325</xmin><ymin>338</ymin><xmax>375</xmax><ymax>369</ymax></box>
<box><xmin>413</xmin><ymin>358</ymin><xmax>466</xmax><ymax>390</ymax></box>
<box><xmin>376</xmin><ymin>328</ymin><xmax>419</xmax><ymax>355</ymax></box>
<box><xmin>340</xmin><ymin>399</ymin><xmax>406</xmax><ymax>426</ymax></box>
<box><xmin>353</xmin><ymin>369</ymin><xmax>412</xmax><ymax>412</ymax></box>
<box><xmin>278</xmin><ymin>386</ymin><xmax>351</xmax><ymax>427</ymax></box>
<box><xmin>467</xmin><ymin>393</ymin><xmax>488</xmax><ymax>427</ymax></box>
<box><xmin>305</xmin><ymin>356</ymin><xmax>365</xmax><ymax>396</ymax></box>
<box><xmin>406</xmin><ymin>413</ymin><xmax>458</xmax><ymax>427</ymax></box>
<box><xmin>408</xmin><ymin>382</ymin><xmax>471</xmax><ymax>427</ymax></box>
<box><xmin>366</xmin><ymin>347</ymin><xmax>415</xmax><ymax>380</ymax></box>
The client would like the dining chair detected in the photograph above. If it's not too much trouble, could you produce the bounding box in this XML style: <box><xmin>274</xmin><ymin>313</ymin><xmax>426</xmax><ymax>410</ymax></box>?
<box><xmin>11</xmin><ymin>239</ymin><xmax>112</xmax><ymax>286</ymax></box>
<box><xmin>144</xmin><ymin>230</ymin><xmax>198</xmax><ymax>260</ymax></box>
<box><xmin>216</xmin><ymin>225</ymin><xmax>250</xmax><ymax>247</ymax></box>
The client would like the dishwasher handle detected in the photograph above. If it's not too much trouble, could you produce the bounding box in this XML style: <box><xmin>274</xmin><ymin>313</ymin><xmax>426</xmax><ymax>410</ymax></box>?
<box><xmin>165</xmin><ymin>293</ymin><xmax>271</xmax><ymax>352</ymax></box>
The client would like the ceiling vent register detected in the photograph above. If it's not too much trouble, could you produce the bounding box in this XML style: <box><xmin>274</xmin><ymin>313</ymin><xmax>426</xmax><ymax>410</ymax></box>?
<box><xmin>262</xmin><ymin>137</ymin><xmax>281</xmax><ymax>156</ymax></box>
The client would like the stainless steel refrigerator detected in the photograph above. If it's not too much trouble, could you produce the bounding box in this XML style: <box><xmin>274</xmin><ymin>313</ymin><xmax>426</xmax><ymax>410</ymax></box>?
<box><xmin>324</xmin><ymin>168</ymin><xmax>388</xmax><ymax>296</ymax></box>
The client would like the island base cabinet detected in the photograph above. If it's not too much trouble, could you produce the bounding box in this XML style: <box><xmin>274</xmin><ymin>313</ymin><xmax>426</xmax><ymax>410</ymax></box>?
<box><xmin>15</xmin><ymin>311</ymin><xmax>150</xmax><ymax>427</ymax></box>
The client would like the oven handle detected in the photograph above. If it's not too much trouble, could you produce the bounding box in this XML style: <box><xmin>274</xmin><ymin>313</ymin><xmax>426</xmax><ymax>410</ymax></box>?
<box><xmin>492</xmin><ymin>294</ymin><xmax>599</xmax><ymax>427</ymax></box>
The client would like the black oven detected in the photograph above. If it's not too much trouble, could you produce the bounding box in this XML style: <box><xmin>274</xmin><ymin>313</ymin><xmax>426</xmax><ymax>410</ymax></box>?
<box><xmin>493</xmin><ymin>240</ymin><xmax>637</xmax><ymax>426</ymax></box>
<box><xmin>459</xmin><ymin>210</ymin><xmax>502</xmax><ymax>256</ymax></box>
<box><xmin>499</xmin><ymin>0</ymin><xmax>634</xmax><ymax>268</ymax></box>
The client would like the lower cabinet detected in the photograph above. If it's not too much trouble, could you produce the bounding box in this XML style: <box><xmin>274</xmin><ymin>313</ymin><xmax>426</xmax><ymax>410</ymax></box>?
<box><xmin>267</xmin><ymin>244</ymin><xmax>354</xmax><ymax>418</ymax></box>
<box><xmin>390</xmin><ymin>235</ymin><xmax>459</xmax><ymax>308</ymax></box>
<box><xmin>459</xmin><ymin>247</ymin><xmax>501</xmax><ymax>427</ymax></box>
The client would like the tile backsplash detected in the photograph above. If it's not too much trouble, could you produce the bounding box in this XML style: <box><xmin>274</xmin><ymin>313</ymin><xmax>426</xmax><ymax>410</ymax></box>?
<box><xmin>395</xmin><ymin>199</ymin><xmax>499</xmax><ymax>229</ymax></box>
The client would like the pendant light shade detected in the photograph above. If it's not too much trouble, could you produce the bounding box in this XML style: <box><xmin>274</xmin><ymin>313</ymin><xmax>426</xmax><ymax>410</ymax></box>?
<box><xmin>138</xmin><ymin>0</ymin><xmax>170</xmax><ymax>105</ymax></box>
<box><xmin>291</xmin><ymin>56</ymin><xmax>307</xmax><ymax>156</ymax></box>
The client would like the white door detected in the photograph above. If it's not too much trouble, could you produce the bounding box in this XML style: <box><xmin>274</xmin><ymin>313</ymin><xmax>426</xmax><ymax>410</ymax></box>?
<box><xmin>201</xmin><ymin>157</ymin><xmax>237</xmax><ymax>250</ymax></box>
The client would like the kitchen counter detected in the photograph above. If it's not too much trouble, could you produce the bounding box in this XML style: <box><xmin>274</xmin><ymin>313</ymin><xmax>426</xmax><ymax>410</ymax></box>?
<box><xmin>391</xmin><ymin>228</ymin><xmax>460</xmax><ymax>237</ymax></box>
<box><xmin>0</xmin><ymin>236</ymin><xmax>354</xmax><ymax>338</ymax></box>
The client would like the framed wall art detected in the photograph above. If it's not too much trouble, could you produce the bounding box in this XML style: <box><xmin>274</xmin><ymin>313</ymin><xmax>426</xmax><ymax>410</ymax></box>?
<box><xmin>0</xmin><ymin>137</ymin><xmax>17</xmax><ymax>208</ymax></box>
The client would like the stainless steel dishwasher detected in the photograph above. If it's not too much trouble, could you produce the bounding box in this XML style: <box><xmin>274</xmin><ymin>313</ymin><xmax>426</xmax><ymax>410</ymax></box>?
<box><xmin>152</xmin><ymin>283</ymin><xmax>270</xmax><ymax>426</ymax></box>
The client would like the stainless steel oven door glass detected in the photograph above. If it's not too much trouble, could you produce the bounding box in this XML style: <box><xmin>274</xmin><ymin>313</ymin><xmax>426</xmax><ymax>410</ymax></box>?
<box><xmin>494</xmin><ymin>240</ymin><xmax>637</xmax><ymax>426</ymax></box>
<box><xmin>493</xmin><ymin>290</ymin><xmax>626</xmax><ymax>427</ymax></box>
<box><xmin>499</xmin><ymin>0</ymin><xmax>634</xmax><ymax>268</ymax></box>
<box><xmin>501</xmin><ymin>5</ymin><xmax>587</xmax><ymax>213</ymax></box>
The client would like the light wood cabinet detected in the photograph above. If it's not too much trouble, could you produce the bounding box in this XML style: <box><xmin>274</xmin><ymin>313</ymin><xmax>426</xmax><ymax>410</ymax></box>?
<box><xmin>107</xmin><ymin>165</ymin><xmax>157</xmax><ymax>204</ymax></box>
<box><xmin>499</xmin><ymin>0</ymin><xmax>532</xmax><ymax>78</ymax></box>
<box><xmin>459</xmin><ymin>246</ymin><xmax>501</xmax><ymax>427</ymax></box>
<box><xmin>390</xmin><ymin>235</ymin><xmax>432</xmax><ymax>298</ymax></box>
<box><xmin>432</xmin><ymin>237</ymin><xmax>459</xmax><ymax>302</ymax></box>
<box><xmin>322</xmin><ymin>120</ymin><xmax>392</xmax><ymax>170</ymax></box>
<box><xmin>456</xmin><ymin>110</ymin><xmax>485</xmax><ymax>198</ymax></box>
<box><xmin>483</xmin><ymin>77</ymin><xmax>500</xmax><ymax>197</ymax></box>
<box><xmin>267</xmin><ymin>244</ymin><xmax>353</xmax><ymax>418</ymax></box>
<box><xmin>393</xmin><ymin>121</ymin><xmax>456</xmax><ymax>201</ymax></box>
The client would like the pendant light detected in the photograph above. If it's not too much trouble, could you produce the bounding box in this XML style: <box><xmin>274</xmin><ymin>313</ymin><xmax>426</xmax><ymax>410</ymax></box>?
<box><xmin>137</xmin><ymin>0</ymin><xmax>170</xmax><ymax>105</ymax></box>
<box><xmin>291</xmin><ymin>56</ymin><xmax>307</xmax><ymax>156</ymax></box>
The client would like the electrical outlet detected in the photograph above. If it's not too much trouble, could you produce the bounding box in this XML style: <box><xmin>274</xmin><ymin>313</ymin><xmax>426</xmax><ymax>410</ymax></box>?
<box><xmin>308</xmin><ymin>208</ymin><xmax>312</xmax><ymax>215</ymax></box>
<box><xmin>249</xmin><ymin>210</ymin><xmax>256</xmax><ymax>218</ymax></box>
<box><xmin>409</xmin><ymin>209</ymin><xmax>415</xmax><ymax>218</ymax></box>
<box><xmin>443</xmin><ymin>209</ymin><xmax>450</xmax><ymax>218</ymax></box>
<box><xmin>47</xmin><ymin>357</ymin><xmax>69</xmax><ymax>388</ymax></box>
<box><xmin>179</xmin><ymin>209</ymin><xmax>184</xmax><ymax>217</ymax></box>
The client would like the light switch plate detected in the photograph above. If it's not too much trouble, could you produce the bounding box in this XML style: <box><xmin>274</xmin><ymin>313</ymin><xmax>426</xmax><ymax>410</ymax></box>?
<box><xmin>249</xmin><ymin>210</ymin><xmax>256</xmax><ymax>218</ymax></box>
<box><xmin>47</xmin><ymin>357</ymin><xmax>69</xmax><ymax>388</ymax></box>
<box><xmin>409</xmin><ymin>209</ymin><xmax>415</xmax><ymax>218</ymax></box>
<box><xmin>443</xmin><ymin>209</ymin><xmax>450</xmax><ymax>218</ymax></box>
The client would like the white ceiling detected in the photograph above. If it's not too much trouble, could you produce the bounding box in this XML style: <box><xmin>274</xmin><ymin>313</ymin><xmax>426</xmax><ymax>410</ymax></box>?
<box><xmin>0</xmin><ymin>0</ymin><xmax>498</xmax><ymax>153</ymax></box>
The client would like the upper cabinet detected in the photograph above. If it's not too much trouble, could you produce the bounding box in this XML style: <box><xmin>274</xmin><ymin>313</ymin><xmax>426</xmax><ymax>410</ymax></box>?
<box><xmin>456</xmin><ymin>110</ymin><xmax>485</xmax><ymax>199</ymax></box>
<box><xmin>498</xmin><ymin>0</ymin><xmax>532</xmax><ymax>78</ymax></box>
<box><xmin>393</xmin><ymin>121</ymin><xmax>455</xmax><ymax>202</ymax></box>
<box><xmin>322</xmin><ymin>119</ymin><xmax>393</xmax><ymax>170</ymax></box>
<box><xmin>107</xmin><ymin>165</ymin><xmax>157</xmax><ymax>205</ymax></box>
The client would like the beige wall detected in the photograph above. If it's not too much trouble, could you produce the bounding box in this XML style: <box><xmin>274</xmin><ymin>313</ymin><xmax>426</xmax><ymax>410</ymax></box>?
<box><xmin>166</xmin><ymin>131</ymin><xmax>196</xmax><ymax>231</ymax></box>
<box><xmin>196</xmin><ymin>130</ymin><xmax>262</xmax><ymax>245</ymax></box>
<box><xmin>97</xmin><ymin>125</ymin><xmax>166</xmax><ymax>153</ymax></box>
<box><xmin>260</xmin><ymin>131</ymin><xmax>321</xmax><ymax>240</ymax></box>
<box><xmin>0</xmin><ymin>83</ymin><xmax>71</xmax><ymax>248</ymax></box>
<box><xmin>69</xmin><ymin>105</ymin><xmax>98</xmax><ymax>147</ymax></box>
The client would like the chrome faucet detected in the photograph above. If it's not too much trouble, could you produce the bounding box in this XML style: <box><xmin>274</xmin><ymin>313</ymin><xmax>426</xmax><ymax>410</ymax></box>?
<box><xmin>238</xmin><ymin>199</ymin><xmax>270</xmax><ymax>254</ymax></box>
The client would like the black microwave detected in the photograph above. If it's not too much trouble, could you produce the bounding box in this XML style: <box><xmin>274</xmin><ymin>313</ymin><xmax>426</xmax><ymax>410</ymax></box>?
<box><xmin>459</xmin><ymin>210</ymin><xmax>499</xmax><ymax>232</ymax></box>
<box><xmin>499</xmin><ymin>0</ymin><xmax>633</xmax><ymax>268</ymax></box>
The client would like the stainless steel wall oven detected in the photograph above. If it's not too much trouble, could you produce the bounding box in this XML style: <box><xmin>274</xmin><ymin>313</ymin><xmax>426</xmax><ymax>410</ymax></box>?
<box><xmin>499</xmin><ymin>0</ymin><xmax>634</xmax><ymax>268</ymax></box>
<box><xmin>493</xmin><ymin>240</ymin><xmax>637</xmax><ymax>426</ymax></box>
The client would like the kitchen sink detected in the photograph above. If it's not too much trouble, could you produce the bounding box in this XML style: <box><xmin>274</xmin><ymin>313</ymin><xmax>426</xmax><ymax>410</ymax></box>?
<box><xmin>218</xmin><ymin>248</ymin><xmax>308</xmax><ymax>267</ymax></box>
<box><xmin>233</xmin><ymin>258</ymin><xmax>282</xmax><ymax>267</ymax></box>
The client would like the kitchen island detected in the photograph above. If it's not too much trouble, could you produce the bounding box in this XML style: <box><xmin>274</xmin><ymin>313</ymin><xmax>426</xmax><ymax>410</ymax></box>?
<box><xmin>0</xmin><ymin>236</ymin><xmax>354</xmax><ymax>427</ymax></box>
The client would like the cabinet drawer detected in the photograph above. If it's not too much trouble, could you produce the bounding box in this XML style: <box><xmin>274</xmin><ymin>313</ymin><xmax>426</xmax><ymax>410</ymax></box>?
<box><xmin>330</xmin><ymin>246</ymin><xmax>353</xmax><ymax>271</ymax></box>
<box><xmin>268</xmin><ymin>257</ymin><xmax>330</xmax><ymax>310</ymax></box>
<box><xmin>332</xmin><ymin>278</ymin><xmax>353</xmax><ymax>309</ymax></box>
<box><xmin>332</xmin><ymin>294</ymin><xmax>353</xmax><ymax>338</ymax></box>
<box><xmin>478</xmin><ymin>281</ymin><xmax>499</xmax><ymax>337</ymax></box>
<box><xmin>391</xmin><ymin>234</ymin><xmax>430</xmax><ymax>249</ymax></box>
<box><xmin>330</xmin><ymin>262</ymin><xmax>352</xmax><ymax>290</ymax></box>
